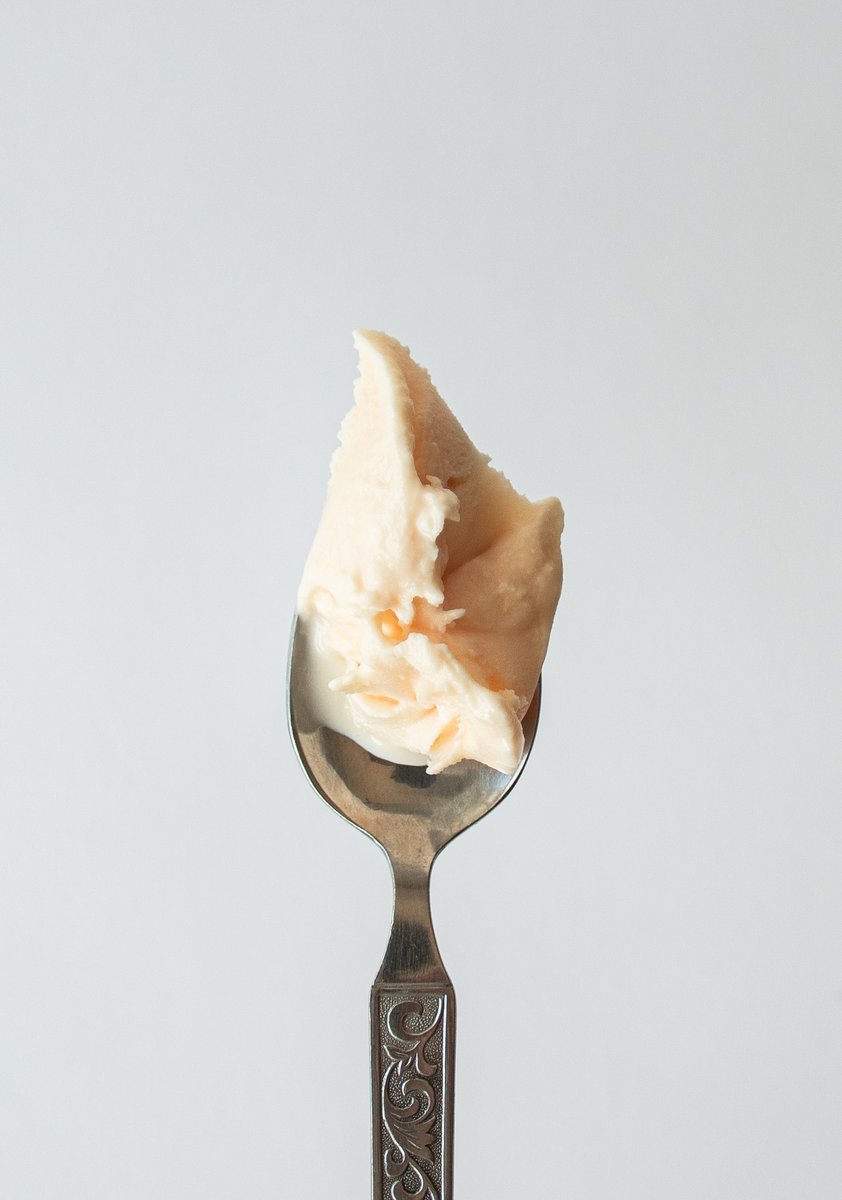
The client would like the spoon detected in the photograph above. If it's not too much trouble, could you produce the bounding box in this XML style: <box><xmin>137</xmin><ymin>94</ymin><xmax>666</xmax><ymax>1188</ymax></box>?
<box><xmin>287</xmin><ymin>617</ymin><xmax>540</xmax><ymax>1200</ymax></box>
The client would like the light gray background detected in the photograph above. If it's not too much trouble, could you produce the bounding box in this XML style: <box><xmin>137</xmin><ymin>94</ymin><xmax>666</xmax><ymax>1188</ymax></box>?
<box><xmin>2</xmin><ymin>2</ymin><xmax>840</xmax><ymax>1197</ymax></box>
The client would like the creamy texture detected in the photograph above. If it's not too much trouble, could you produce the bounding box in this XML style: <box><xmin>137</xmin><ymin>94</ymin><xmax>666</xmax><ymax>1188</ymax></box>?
<box><xmin>297</xmin><ymin>331</ymin><xmax>563</xmax><ymax>774</ymax></box>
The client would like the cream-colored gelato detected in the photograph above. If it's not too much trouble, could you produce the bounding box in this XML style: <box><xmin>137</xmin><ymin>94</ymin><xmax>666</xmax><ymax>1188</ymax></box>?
<box><xmin>296</xmin><ymin>331</ymin><xmax>563</xmax><ymax>774</ymax></box>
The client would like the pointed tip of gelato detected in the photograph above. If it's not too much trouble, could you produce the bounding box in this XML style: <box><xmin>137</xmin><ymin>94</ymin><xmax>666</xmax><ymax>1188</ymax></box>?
<box><xmin>352</xmin><ymin>328</ymin><xmax>385</xmax><ymax>350</ymax></box>
<box><xmin>352</xmin><ymin>328</ymin><xmax>411</xmax><ymax>362</ymax></box>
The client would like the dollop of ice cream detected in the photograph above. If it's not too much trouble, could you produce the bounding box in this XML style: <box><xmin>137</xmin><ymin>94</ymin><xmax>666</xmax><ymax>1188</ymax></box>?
<box><xmin>296</xmin><ymin>331</ymin><xmax>563</xmax><ymax>774</ymax></box>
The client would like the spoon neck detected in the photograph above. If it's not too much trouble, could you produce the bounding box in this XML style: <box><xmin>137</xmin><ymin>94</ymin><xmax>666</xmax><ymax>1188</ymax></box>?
<box><xmin>374</xmin><ymin>858</ymin><xmax>451</xmax><ymax>986</ymax></box>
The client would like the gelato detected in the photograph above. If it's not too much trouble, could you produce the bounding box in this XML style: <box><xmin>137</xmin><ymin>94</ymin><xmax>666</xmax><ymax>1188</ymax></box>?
<box><xmin>297</xmin><ymin>331</ymin><xmax>563</xmax><ymax>774</ymax></box>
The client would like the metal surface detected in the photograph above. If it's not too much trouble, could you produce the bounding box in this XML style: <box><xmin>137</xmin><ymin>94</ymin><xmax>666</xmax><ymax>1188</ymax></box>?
<box><xmin>287</xmin><ymin>618</ymin><xmax>539</xmax><ymax>1199</ymax></box>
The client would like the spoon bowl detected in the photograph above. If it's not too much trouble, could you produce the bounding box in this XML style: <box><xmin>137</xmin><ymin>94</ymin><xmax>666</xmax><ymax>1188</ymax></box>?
<box><xmin>288</xmin><ymin>619</ymin><xmax>540</xmax><ymax>860</ymax></box>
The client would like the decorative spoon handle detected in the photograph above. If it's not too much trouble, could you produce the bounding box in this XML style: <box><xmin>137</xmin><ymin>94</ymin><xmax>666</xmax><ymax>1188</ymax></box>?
<box><xmin>371</xmin><ymin>982</ymin><xmax>456</xmax><ymax>1200</ymax></box>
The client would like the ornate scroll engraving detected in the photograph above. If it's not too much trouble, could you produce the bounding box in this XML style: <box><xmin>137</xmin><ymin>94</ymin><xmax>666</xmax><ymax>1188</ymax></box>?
<box><xmin>373</xmin><ymin>988</ymin><xmax>452</xmax><ymax>1200</ymax></box>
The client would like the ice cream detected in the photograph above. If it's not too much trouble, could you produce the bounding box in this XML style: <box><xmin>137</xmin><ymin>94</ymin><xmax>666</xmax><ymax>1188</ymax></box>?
<box><xmin>296</xmin><ymin>331</ymin><xmax>563</xmax><ymax>774</ymax></box>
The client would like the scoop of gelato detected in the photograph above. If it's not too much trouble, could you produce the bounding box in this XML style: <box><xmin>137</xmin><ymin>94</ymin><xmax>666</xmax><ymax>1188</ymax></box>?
<box><xmin>297</xmin><ymin>330</ymin><xmax>563</xmax><ymax>773</ymax></box>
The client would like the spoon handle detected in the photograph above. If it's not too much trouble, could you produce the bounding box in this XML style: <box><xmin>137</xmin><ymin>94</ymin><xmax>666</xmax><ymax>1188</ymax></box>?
<box><xmin>371</xmin><ymin>981</ymin><xmax>456</xmax><ymax>1200</ymax></box>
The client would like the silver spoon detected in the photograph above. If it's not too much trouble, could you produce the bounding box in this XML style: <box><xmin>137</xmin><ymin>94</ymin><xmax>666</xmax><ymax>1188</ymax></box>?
<box><xmin>287</xmin><ymin>617</ymin><xmax>540</xmax><ymax>1200</ymax></box>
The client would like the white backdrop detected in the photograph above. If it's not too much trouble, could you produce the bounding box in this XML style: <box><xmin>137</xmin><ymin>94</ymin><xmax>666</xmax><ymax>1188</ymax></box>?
<box><xmin>2</xmin><ymin>3</ymin><xmax>840</xmax><ymax>1197</ymax></box>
